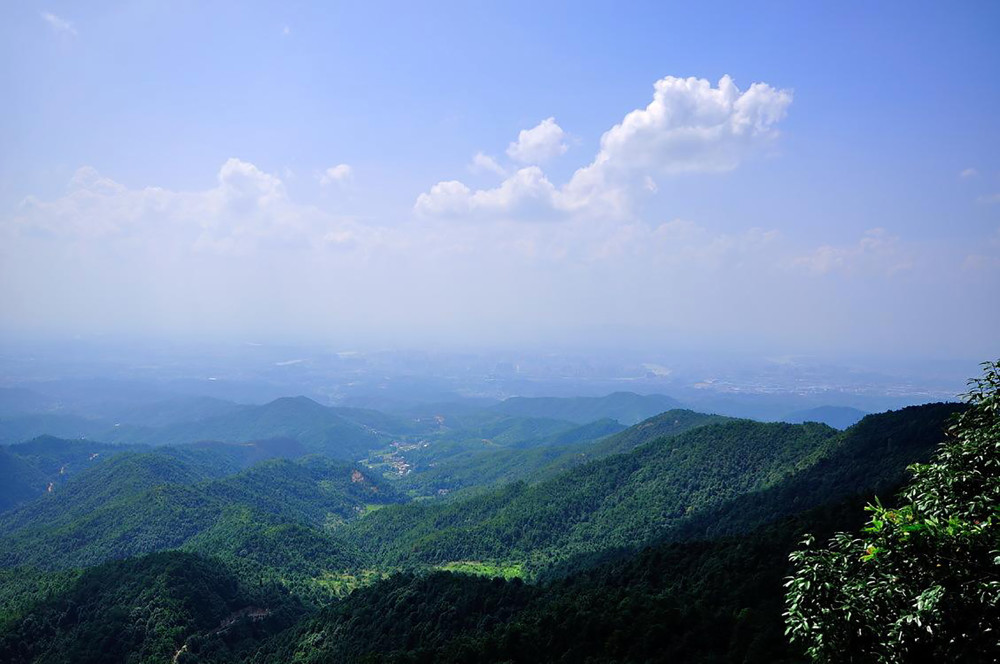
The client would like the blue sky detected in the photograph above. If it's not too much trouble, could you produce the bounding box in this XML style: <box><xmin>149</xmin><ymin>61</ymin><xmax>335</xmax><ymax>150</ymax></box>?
<box><xmin>1</xmin><ymin>1</ymin><xmax>998</xmax><ymax>360</ymax></box>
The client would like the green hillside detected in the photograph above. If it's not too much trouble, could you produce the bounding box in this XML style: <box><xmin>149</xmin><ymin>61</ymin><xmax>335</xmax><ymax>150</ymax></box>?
<box><xmin>0</xmin><ymin>448</ymin><xmax>47</xmax><ymax>514</ymax></box>
<box><xmin>0</xmin><ymin>450</ymin><xmax>401</xmax><ymax>571</ymax></box>
<box><xmin>393</xmin><ymin>409</ymin><xmax>722</xmax><ymax>498</ymax></box>
<box><xmin>345</xmin><ymin>418</ymin><xmax>842</xmax><ymax>570</ymax></box>
<box><xmin>0</xmin><ymin>551</ymin><xmax>302</xmax><ymax>664</ymax></box>
<box><xmin>0</xmin><ymin>392</ymin><xmax>976</xmax><ymax>664</ymax></box>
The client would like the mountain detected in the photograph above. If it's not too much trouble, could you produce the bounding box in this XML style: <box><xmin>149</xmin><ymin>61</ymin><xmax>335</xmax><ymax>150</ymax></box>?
<box><xmin>0</xmin><ymin>449</ymin><xmax>402</xmax><ymax>571</ymax></box>
<box><xmin>246</xmin><ymin>402</ymin><xmax>965</xmax><ymax>664</ymax></box>
<box><xmin>0</xmin><ymin>437</ymin><xmax>141</xmax><ymax>511</ymax></box>
<box><xmin>491</xmin><ymin>391</ymin><xmax>684</xmax><ymax>425</ymax></box>
<box><xmin>0</xmin><ymin>448</ymin><xmax>46</xmax><ymax>514</ymax></box>
<box><xmin>345</xmin><ymin>418</ymin><xmax>842</xmax><ymax>569</ymax></box>
<box><xmin>345</xmin><ymin>403</ymin><xmax>960</xmax><ymax>574</ymax></box>
<box><xmin>102</xmin><ymin>396</ymin><xmax>392</xmax><ymax>459</ymax></box>
<box><xmin>250</xmin><ymin>499</ymin><xmax>873</xmax><ymax>664</ymax></box>
<box><xmin>394</xmin><ymin>409</ymin><xmax>721</xmax><ymax>498</ymax></box>
<box><xmin>785</xmin><ymin>405</ymin><xmax>868</xmax><ymax>429</ymax></box>
<box><xmin>583</xmin><ymin>408</ymin><xmax>731</xmax><ymax>457</ymax></box>
<box><xmin>0</xmin><ymin>394</ymin><xmax>970</xmax><ymax>664</ymax></box>
<box><xmin>0</xmin><ymin>413</ymin><xmax>114</xmax><ymax>446</ymax></box>
<box><xmin>0</xmin><ymin>551</ymin><xmax>302</xmax><ymax>664</ymax></box>
<box><xmin>0</xmin><ymin>394</ymin><xmax>417</xmax><ymax>460</ymax></box>
<box><xmin>0</xmin><ymin>435</ymin><xmax>320</xmax><ymax>517</ymax></box>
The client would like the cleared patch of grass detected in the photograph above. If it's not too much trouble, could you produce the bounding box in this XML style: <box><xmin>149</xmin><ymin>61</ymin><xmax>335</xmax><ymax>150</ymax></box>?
<box><xmin>434</xmin><ymin>560</ymin><xmax>525</xmax><ymax>580</ymax></box>
<box><xmin>313</xmin><ymin>568</ymin><xmax>389</xmax><ymax>597</ymax></box>
<box><xmin>357</xmin><ymin>503</ymin><xmax>389</xmax><ymax>517</ymax></box>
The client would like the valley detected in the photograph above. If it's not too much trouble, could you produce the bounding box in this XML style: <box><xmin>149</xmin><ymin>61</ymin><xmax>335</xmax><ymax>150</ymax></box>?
<box><xmin>0</xmin><ymin>373</ymin><xmax>989</xmax><ymax>662</ymax></box>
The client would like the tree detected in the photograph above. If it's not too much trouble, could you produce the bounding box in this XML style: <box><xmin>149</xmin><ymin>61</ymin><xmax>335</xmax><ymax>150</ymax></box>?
<box><xmin>784</xmin><ymin>360</ymin><xmax>1000</xmax><ymax>662</ymax></box>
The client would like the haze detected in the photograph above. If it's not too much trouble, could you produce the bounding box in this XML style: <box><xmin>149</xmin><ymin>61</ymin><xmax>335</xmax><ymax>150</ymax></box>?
<box><xmin>1</xmin><ymin>2</ymin><xmax>998</xmax><ymax>363</ymax></box>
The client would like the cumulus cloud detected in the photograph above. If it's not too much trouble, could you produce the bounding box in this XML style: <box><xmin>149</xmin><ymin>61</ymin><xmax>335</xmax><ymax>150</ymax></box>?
<box><xmin>7</xmin><ymin>158</ymin><xmax>365</xmax><ymax>254</ymax></box>
<box><xmin>41</xmin><ymin>11</ymin><xmax>76</xmax><ymax>35</ymax></box>
<box><xmin>506</xmin><ymin>117</ymin><xmax>568</xmax><ymax>164</ymax></box>
<box><xmin>415</xmin><ymin>167</ymin><xmax>563</xmax><ymax>220</ymax></box>
<box><xmin>417</xmin><ymin>75</ymin><xmax>793</xmax><ymax>222</ymax></box>
<box><xmin>469</xmin><ymin>152</ymin><xmax>507</xmax><ymax>177</ymax></box>
<box><xmin>591</xmin><ymin>75</ymin><xmax>791</xmax><ymax>175</ymax></box>
<box><xmin>792</xmin><ymin>228</ymin><xmax>911</xmax><ymax>276</ymax></box>
<box><xmin>319</xmin><ymin>164</ymin><xmax>353</xmax><ymax>186</ymax></box>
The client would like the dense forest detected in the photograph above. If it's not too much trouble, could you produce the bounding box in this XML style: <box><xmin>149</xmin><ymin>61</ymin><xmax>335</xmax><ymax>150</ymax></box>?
<box><xmin>0</xmin><ymin>372</ymin><xmax>995</xmax><ymax>663</ymax></box>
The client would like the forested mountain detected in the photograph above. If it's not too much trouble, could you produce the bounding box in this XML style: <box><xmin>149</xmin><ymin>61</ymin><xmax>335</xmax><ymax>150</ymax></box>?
<box><xmin>0</xmin><ymin>436</ymin><xmax>311</xmax><ymax>515</ymax></box>
<box><xmin>0</xmin><ymin>390</ymin><xmax>973</xmax><ymax>663</ymax></box>
<box><xmin>0</xmin><ymin>448</ymin><xmax>47</xmax><ymax>513</ymax></box>
<box><xmin>0</xmin><ymin>552</ymin><xmax>303</xmax><ymax>664</ymax></box>
<box><xmin>0</xmin><ymin>394</ymin><xmax>427</xmax><ymax>459</ymax></box>
<box><xmin>390</xmin><ymin>409</ymin><xmax>725</xmax><ymax>499</ymax></box>
<box><xmin>0</xmin><ymin>413</ymin><xmax>115</xmax><ymax>447</ymax></box>
<box><xmin>345</xmin><ymin>420</ymin><xmax>828</xmax><ymax>568</ymax></box>
<box><xmin>0</xmin><ymin>447</ymin><xmax>401</xmax><ymax>570</ymax></box>
<box><xmin>584</xmin><ymin>408</ymin><xmax>731</xmax><ymax>457</ymax></box>
<box><xmin>249</xmin><ymin>498</ymin><xmax>877</xmax><ymax>664</ymax></box>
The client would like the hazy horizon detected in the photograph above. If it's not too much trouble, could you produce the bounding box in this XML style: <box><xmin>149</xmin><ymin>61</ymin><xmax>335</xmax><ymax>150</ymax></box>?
<box><xmin>2</xmin><ymin>3</ymin><xmax>998</xmax><ymax>362</ymax></box>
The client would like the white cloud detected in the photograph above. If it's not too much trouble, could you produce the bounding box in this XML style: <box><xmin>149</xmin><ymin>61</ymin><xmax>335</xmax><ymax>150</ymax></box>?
<box><xmin>319</xmin><ymin>164</ymin><xmax>353</xmax><ymax>187</ymax></box>
<box><xmin>959</xmin><ymin>168</ymin><xmax>979</xmax><ymax>178</ymax></box>
<box><xmin>8</xmin><ymin>159</ymin><xmax>366</xmax><ymax>254</ymax></box>
<box><xmin>41</xmin><ymin>11</ymin><xmax>76</xmax><ymax>36</ymax></box>
<box><xmin>417</xmin><ymin>75</ymin><xmax>793</xmax><ymax>222</ymax></box>
<box><xmin>282</xmin><ymin>25</ymin><xmax>291</xmax><ymax>37</ymax></box>
<box><xmin>469</xmin><ymin>152</ymin><xmax>507</xmax><ymax>177</ymax></box>
<box><xmin>506</xmin><ymin>117</ymin><xmax>568</xmax><ymax>164</ymax></box>
<box><xmin>963</xmin><ymin>253</ymin><xmax>1000</xmax><ymax>271</ymax></box>
<box><xmin>977</xmin><ymin>193</ymin><xmax>1000</xmax><ymax>205</ymax></box>
<box><xmin>792</xmin><ymin>228</ymin><xmax>911</xmax><ymax>276</ymax></box>
<box><xmin>588</xmin><ymin>75</ymin><xmax>791</xmax><ymax>175</ymax></box>
<box><xmin>415</xmin><ymin>167</ymin><xmax>564</xmax><ymax>220</ymax></box>
<box><xmin>559</xmin><ymin>75</ymin><xmax>792</xmax><ymax>215</ymax></box>
<box><xmin>10</xmin><ymin>161</ymin><xmax>995</xmax><ymax>357</ymax></box>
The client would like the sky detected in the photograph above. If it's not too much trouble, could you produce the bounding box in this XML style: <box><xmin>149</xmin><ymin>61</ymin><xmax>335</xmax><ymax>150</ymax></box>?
<box><xmin>1</xmin><ymin>1</ymin><xmax>998</xmax><ymax>361</ymax></box>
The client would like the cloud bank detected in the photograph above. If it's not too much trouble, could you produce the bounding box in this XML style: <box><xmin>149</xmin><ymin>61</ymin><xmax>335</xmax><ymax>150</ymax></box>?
<box><xmin>1</xmin><ymin>73</ymin><xmax>995</xmax><ymax>356</ymax></box>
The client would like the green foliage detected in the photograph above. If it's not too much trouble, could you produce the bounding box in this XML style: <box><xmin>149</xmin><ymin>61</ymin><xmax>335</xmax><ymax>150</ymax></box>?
<box><xmin>346</xmin><ymin>419</ymin><xmax>842</xmax><ymax>571</ymax></box>
<box><xmin>0</xmin><ymin>451</ymin><xmax>400</xmax><ymax>571</ymax></box>
<box><xmin>0</xmin><ymin>567</ymin><xmax>81</xmax><ymax>633</ymax></box>
<box><xmin>583</xmin><ymin>408</ymin><xmax>731</xmax><ymax>457</ymax></box>
<box><xmin>434</xmin><ymin>560</ymin><xmax>525</xmax><ymax>580</ymax></box>
<box><xmin>0</xmin><ymin>552</ymin><xmax>303</xmax><ymax>664</ymax></box>
<box><xmin>182</xmin><ymin>507</ymin><xmax>368</xmax><ymax>606</ymax></box>
<box><xmin>0</xmin><ymin>437</ymin><xmax>140</xmax><ymax>513</ymax></box>
<box><xmin>672</xmin><ymin>403</ymin><xmax>964</xmax><ymax>544</ymax></box>
<box><xmin>369</xmin><ymin>410</ymin><xmax>724</xmax><ymax>501</ymax></box>
<box><xmin>785</xmin><ymin>360</ymin><xmax>1000</xmax><ymax>662</ymax></box>
<box><xmin>251</xmin><ymin>499</ymin><xmax>875</xmax><ymax>664</ymax></box>
<box><xmin>0</xmin><ymin>393</ymin><xmax>974</xmax><ymax>663</ymax></box>
<box><xmin>0</xmin><ymin>448</ymin><xmax>47</xmax><ymax>514</ymax></box>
